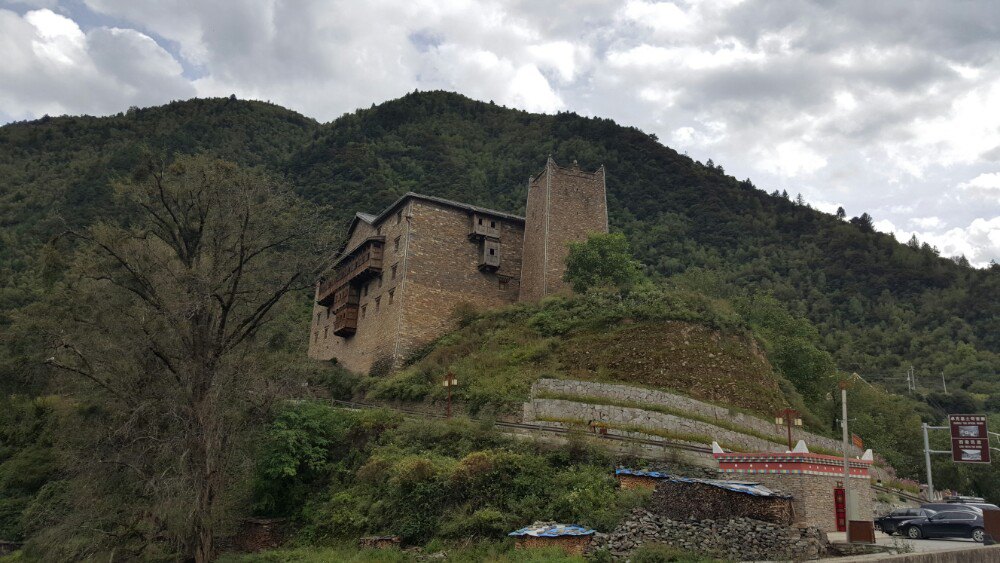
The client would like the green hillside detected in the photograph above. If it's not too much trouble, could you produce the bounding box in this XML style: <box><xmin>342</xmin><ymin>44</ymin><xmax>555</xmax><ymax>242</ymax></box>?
<box><xmin>2</xmin><ymin>91</ymin><xmax>1000</xmax><ymax>559</ymax></box>
<box><xmin>282</xmin><ymin>91</ymin><xmax>998</xmax><ymax>401</ymax></box>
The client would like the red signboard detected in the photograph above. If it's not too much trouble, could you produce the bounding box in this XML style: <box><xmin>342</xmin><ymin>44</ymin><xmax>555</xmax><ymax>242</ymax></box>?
<box><xmin>949</xmin><ymin>414</ymin><xmax>991</xmax><ymax>464</ymax></box>
<box><xmin>834</xmin><ymin>488</ymin><xmax>846</xmax><ymax>532</ymax></box>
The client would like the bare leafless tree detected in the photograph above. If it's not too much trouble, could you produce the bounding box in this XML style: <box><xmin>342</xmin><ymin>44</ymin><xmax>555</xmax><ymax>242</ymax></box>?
<box><xmin>46</xmin><ymin>155</ymin><xmax>331</xmax><ymax>561</ymax></box>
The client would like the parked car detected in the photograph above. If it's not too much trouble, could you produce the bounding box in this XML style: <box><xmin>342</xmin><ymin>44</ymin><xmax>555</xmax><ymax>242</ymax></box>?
<box><xmin>875</xmin><ymin>508</ymin><xmax>936</xmax><ymax>535</ymax></box>
<box><xmin>920</xmin><ymin>503</ymin><xmax>983</xmax><ymax>514</ymax></box>
<box><xmin>947</xmin><ymin>501</ymin><xmax>1000</xmax><ymax>512</ymax></box>
<box><xmin>900</xmin><ymin>510</ymin><xmax>986</xmax><ymax>542</ymax></box>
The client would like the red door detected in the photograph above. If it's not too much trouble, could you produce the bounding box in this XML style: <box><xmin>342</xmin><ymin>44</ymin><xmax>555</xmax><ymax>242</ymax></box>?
<box><xmin>834</xmin><ymin>488</ymin><xmax>847</xmax><ymax>532</ymax></box>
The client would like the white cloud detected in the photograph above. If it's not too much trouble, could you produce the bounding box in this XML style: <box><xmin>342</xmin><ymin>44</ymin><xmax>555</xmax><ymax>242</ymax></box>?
<box><xmin>911</xmin><ymin>216</ymin><xmax>943</xmax><ymax>229</ymax></box>
<box><xmin>960</xmin><ymin>172</ymin><xmax>1000</xmax><ymax>193</ymax></box>
<box><xmin>0</xmin><ymin>8</ymin><xmax>193</xmax><ymax>120</ymax></box>
<box><xmin>756</xmin><ymin>141</ymin><xmax>828</xmax><ymax>177</ymax></box>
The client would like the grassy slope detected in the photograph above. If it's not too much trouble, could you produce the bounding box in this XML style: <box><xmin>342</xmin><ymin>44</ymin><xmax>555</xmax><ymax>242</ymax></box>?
<box><xmin>366</xmin><ymin>290</ymin><xmax>792</xmax><ymax>419</ymax></box>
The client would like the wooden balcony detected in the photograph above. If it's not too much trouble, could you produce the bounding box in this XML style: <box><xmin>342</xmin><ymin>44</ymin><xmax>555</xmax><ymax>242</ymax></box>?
<box><xmin>333</xmin><ymin>305</ymin><xmax>359</xmax><ymax>337</ymax></box>
<box><xmin>478</xmin><ymin>239</ymin><xmax>500</xmax><ymax>271</ymax></box>
<box><xmin>332</xmin><ymin>284</ymin><xmax>360</xmax><ymax>312</ymax></box>
<box><xmin>470</xmin><ymin>213</ymin><xmax>501</xmax><ymax>239</ymax></box>
<box><xmin>316</xmin><ymin>237</ymin><xmax>385</xmax><ymax>305</ymax></box>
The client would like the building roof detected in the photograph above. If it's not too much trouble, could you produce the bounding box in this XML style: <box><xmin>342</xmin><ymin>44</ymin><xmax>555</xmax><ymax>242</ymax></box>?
<box><xmin>615</xmin><ymin>468</ymin><xmax>791</xmax><ymax>498</ymax></box>
<box><xmin>508</xmin><ymin>523</ymin><xmax>596</xmax><ymax>537</ymax></box>
<box><xmin>378</xmin><ymin>192</ymin><xmax>525</xmax><ymax>223</ymax></box>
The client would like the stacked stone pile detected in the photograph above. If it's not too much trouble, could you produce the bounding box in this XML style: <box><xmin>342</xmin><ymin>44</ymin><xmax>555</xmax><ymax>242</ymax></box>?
<box><xmin>589</xmin><ymin>508</ymin><xmax>827</xmax><ymax>561</ymax></box>
<box><xmin>650</xmin><ymin>479</ymin><xmax>794</xmax><ymax>525</ymax></box>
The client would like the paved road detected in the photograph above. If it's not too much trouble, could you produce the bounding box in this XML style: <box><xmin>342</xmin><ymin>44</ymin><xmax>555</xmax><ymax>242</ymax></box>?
<box><xmin>826</xmin><ymin>531</ymin><xmax>986</xmax><ymax>557</ymax></box>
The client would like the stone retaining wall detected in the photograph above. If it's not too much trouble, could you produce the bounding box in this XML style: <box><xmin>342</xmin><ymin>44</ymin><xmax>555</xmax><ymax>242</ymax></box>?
<box><xmin>527</xmin><ymin>398</ymin><xmax>780</xmax><ymax>451</ymax></box>
<box><xmin>590</xmin><ymin>508</ymin><xmax>827</xmax><ymax>561</ymax></box>
<box><xmin>529</xmin><ymin>378</ymin><xmax>862</xmax><ymax>456</ymax></box>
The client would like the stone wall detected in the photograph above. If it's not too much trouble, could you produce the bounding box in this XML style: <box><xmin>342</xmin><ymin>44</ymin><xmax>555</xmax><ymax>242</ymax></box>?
<box><xmin>310</xmin><ymin>198</ymin><xmax>526</xmax><ymax>374</ymax></box>
<box><xmin>747</xmin><ymin>472</ymin><xmax>874</xmax><ymax>532</ymax></box>
<box><xmin>590</xmin><ymin>508</ymin><xmax>827</xmax><ymax>561</ymax></box>
<box><xmin>398</xmin><ymin>199</ymin><xmax>524</xmax><ymax>367</ymax></box>
<box><xmin>308</xmin><ymin>201</ymin><xmax>412</xmax><ymax>373</ymax></box>
<box><xmin>519</xmin><ymin>159</ymin><xmax>608</xmax><ymax>302</ymax></box>
<box><xmin>527</xmin><ymin>397</ymin><xmax>782</xmax><ymax>451</ymax></box>
<box><xmin>529</xmin><ymin>378</ymin><xmax>863</xmax><ymax>457</ymax></box>
<box><xmin>650</xmin><ymin>480</ymin><xmax>795</xmax><ymax>525</ymax></box>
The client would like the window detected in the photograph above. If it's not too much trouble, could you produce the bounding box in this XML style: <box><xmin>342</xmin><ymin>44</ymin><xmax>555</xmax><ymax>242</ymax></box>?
<box><xmin>396</xmin><ymin>211</ymin><xmax>402</xmax><ymax>224</ymax></box>
<box><xmin>361</xmin><ymin>305</ymin><xmax>367</xmax><ymax>319</ymax></box>
<box><xmin>489</xmin><ymin>247</ymin><xmax>496</xmax><ymax>255</ymax></box>
<box><xmin>316</xmin><ymin>312</ymin><xmax>321</xmax><ymax>323</ymax></box>
<box><xmin>388</xmin><ymin>289</ymin><xmax>394</xmax><ymax>305</ymax></box>
<box><xmin>326</xmin><ymin>308</ymin><xmax>330</xmax><ymax>319</ymax></box>
<box><xmin>378</xmin><ymin>275</ymin><xmax>383</xmax><ymax>289</ymax></box>
<box><xmin>323</xmin><ymin>327</ymin><xmax>328</xmax><ymax>339</ymax></box>
<box><xmin>314</xmin><ymin>331</ymin><xmax>318</xmax><ymax>342</ymax></box>
<box><xmin>375</xmin><ymin>297</ymin><xmax>381</xmax><ymax>311</ymax></box>
<box><xmin>363</xmin><ymin>283</ymin><xmax>368</xmax><ymax>297</ymax></box>
<box><xmin>391</xmin><ymin>263</ymin><xmax>398</xmax><ymax>279</ymax></box>
<box><xmin>499</xmin><ymin>277</ymin><xmax>509</xmax><ymax>290</ymax></box>
<box><xmin>394</xmin><ymin>236</ymin><xmax>401</xmax><ymax>251</ymax></box>
<box><xmin>490</xmin><ymin>220</ymin><xmax>496</xmax><ymax>228</ymax></box>
<box><xmin>478</xmin><ymin>217</ymin><xmax>483</xmax><ymax>225</ymax></box>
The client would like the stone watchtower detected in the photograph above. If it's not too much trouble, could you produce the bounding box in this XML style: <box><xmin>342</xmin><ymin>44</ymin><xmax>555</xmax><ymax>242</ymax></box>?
<box><xmin>519</xmin><ymin>157</ymin><xmax>609</xmax><ymax>302</ymax></box>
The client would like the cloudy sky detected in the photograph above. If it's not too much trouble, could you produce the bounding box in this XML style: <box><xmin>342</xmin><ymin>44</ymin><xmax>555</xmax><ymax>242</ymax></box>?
<box><xmin>2</xmin><ymin>0</ymin><xmax>999</xmax><ymax>265</ymax></box>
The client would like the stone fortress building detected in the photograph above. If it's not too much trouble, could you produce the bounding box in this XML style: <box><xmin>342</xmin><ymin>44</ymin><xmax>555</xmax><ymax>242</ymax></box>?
<box><xmin>309</xmin><ymin>158</ymin><xmax>609</xmax><ymax>374</ymax></box>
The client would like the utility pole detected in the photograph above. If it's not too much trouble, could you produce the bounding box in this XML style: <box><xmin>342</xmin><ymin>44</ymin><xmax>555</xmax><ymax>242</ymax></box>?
<box><xmin>840</xmin><ymin>380</ymin><xmax>852</xmax><ymax>529</ymax></box>
<box><xmin>923</xmin><ymin>423</ymin><xmax>935</xmax><ymax>500</ymax></box>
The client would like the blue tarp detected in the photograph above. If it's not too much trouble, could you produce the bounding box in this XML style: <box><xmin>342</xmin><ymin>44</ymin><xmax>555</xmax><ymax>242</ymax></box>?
<box><xmin>615</xmin><ymin>468</ymin><xmax>791</xmax><ymax>498</ymax></box>
<box><xmin>508</xmin><ymin>523</ymin><xmax>596</xmax><ymax>537</ymax></box>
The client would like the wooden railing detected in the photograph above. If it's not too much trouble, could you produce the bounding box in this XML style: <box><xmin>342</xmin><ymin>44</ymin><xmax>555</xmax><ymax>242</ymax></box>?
<box><xmin>316</xmin><ymin>237</ymin><xmax>385</xmax><ymax>305</ymax></box>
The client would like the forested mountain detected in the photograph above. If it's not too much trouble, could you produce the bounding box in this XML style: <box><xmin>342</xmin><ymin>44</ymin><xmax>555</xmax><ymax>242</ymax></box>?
<box><xmin>285</xmin><ymin>92</ymin><xmax>998</xmax><ymax>400</ymax></box>
<box><xmin>1</xmin><ymin>90</ymin><xmax>997</xmax><ymax>404</ymax></box>
<box><xmin>3</xmin><ymin>89</ymin><xmax>1000</xmax><ymax>560</ymax></box>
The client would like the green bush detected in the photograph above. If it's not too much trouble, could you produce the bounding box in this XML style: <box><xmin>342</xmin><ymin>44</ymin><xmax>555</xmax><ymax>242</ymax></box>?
<box><xmin>251</xmin><ymin>402</ymin><xmax>649</xmax><ymax>545</ymax></box>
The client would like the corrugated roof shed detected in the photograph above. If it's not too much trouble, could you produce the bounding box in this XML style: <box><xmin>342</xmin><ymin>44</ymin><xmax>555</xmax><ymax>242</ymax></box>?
<box><xmin>615</xmin><ymin>468</ymin><xmax>791</xmax><ymax>498</ymax></box>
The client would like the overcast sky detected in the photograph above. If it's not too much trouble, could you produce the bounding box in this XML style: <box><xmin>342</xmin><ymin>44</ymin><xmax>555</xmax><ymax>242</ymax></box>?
<box><xmin>2</xmin><ymin>0</ymin><xmax>999</xmax><ymax>265</ymax></box>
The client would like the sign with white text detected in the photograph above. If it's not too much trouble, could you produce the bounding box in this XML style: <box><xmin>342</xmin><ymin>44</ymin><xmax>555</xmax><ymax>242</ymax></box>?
<box><xmin>949</xmin><ymin>414</ymin><xmax>991</xmax><ymax>464</ymax></box>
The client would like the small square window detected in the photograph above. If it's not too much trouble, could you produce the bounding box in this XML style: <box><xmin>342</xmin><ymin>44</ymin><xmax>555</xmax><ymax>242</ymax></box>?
<box><xmin>388</xmin><ymin>289</ymin><xmax>394</xmax><ymax>305</ymax></box>
<box><xmin>490</xmin><ymin>220</ymin><xmax>496</xmax><ymax>228</ymax></box>
<box><xmin>489</xmin><ymin>248</ymin><xmax>495</xmax><ymax>255</ymax></box>
<box><xmin>394</xmin><ymin>236</ymin><xmax>401</xmax><ymax>251</ymax></box>
<box><xmin>326</xmin><ymin>308</ymin><xmax>331</xmax><ymax>318</ymax></box>
<box><xmin>499</xmin><ymin>278</ymin><xmax>509</xmax><ymax>290</ymax></box>
<box><xmin>478</xmin><ymin>218</ymin><xmax>483</xmax><ymax>225</ymax></box>
<box><xmin>323</xmin><ymin>327</ymin><xmax>328</xmax><ymax>339</ymax></box>
<box><xmin>391</xmin><ymin>264</ymin><xmax>398</xmax><ymax>279</ymax></box>
<box><xmin>375</xmin><ymin>297</ymin><xmax>381</xmax><ymax>311</ymax></box>
<box><xmin>361</xmin><ymin>305</ymin><xmax>367</xmax><ymax>319</ymax></box>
